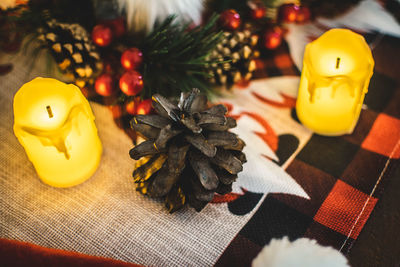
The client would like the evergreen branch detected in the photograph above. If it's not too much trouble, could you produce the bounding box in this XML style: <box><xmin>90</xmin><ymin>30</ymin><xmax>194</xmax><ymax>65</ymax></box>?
<box><xmin>139</xmin><ymin>14</ymin><xmax>226</xmax><ymax>99</ymax></box>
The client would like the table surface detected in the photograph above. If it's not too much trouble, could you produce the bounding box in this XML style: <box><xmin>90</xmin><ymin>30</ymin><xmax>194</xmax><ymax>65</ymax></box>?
<box><xmin>0</xmin><ymin>33</ymin><xmax>399</xmax><ymax>267</ymax></box>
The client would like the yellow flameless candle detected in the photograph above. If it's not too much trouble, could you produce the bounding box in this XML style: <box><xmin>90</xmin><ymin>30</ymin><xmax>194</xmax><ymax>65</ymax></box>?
<box><xmin>13</xmin><ymin>78</ymin><xmax>102</xmax><ymax>187</ymax></box>
<box><xmin>296</xmin><ymin>29</ymin><xmax>374</xmax><ymax>136</ymax></box>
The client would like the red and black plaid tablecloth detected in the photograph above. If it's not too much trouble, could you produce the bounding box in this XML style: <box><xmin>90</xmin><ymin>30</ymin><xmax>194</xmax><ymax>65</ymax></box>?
<box><xmin>215</xmin><ymin>36</ymin><xmax>400</xmax><ymax>266</ymax></box>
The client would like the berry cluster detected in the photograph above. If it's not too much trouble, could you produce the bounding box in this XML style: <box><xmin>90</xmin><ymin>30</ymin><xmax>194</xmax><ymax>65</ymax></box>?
<box><xmin>91</xmin><ymin>19</ymin><xmax>152</xmax><ymax>116</ymax></box>
<box><xmin>218</xmin><ymin>1</ymin><xmax>311</xmax><ymax>50</ymax></box>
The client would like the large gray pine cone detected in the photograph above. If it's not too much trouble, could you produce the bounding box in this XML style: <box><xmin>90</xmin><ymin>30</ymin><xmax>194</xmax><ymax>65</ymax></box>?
<box><xmin>130</xmin><ymin>89</ymin><xmax>246</xmax><ymax>213</ymax></box>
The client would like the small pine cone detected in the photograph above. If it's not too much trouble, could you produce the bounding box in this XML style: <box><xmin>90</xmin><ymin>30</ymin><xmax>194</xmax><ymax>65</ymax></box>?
<box><xmin>37</xmin><ymin>19</ymin><xmax>103</xmax><ymax>88</ymax></box>
<box><xmin>129</xmin><ymin>89</ymin><xmax>246</xmax><ymax>213</ymax></box>
<box><xmin>207</xmin><ymin>30</ymin><xmax>258</xmax><ymax>87</ymax></box>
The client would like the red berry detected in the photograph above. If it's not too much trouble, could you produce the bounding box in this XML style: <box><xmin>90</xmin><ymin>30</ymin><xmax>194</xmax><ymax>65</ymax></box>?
<box><xmin>125</xmin><ymin>99</ymin><xmax>137</xmax><ymax>115</ymax></box>
<box><xmin>219</xmin><ymin>9</ymin><xmax>241</xmax><ymax>30</ymax></box>
<box><xmin>263</xmin><ymin>28</ymin><xmax>282</xmax><ymax>49</ymax></box>
<box><xmin>92</xmin><ymin>25</ymin><xmax>113</xmax><ymax>47</ymax></box>
<box><xmin>95</xmin><ymin>73</ymin><xmax>114</xmax><ymax>96</ymax></box>
<box><xmin>250</xmin><ymin>3</ymin><xmax>266</xmax><ymax>20</ymax></box>
<box><xmin>119</xmin><ymin>71</ymin><xmax>144</xmax><ymax>96</ymax></box>
<box><xmin>136</xmin><ymin>99</ymin><xmax>153</xmax><ymax>115</ymax></box>
<box><xmin>121</xmin><ymin>48</ymin><xmax>143</xmax><ymax>70</ymax></box>
<box><xmin>296</xmin><ymin>6</ymin><xmax>311</xmax><ymax>23</ymax></box>
<box><xmin>278</xmin><ymin>3</ymin><xmax>299</xmax><ymax>23</ymax></box>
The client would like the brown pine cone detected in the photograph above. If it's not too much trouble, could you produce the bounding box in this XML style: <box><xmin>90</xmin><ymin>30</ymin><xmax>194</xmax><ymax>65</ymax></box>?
<box><xmin>130</xmin><ymin>89</ymin><xmax>246</xmax><ymax>212</ymax></box>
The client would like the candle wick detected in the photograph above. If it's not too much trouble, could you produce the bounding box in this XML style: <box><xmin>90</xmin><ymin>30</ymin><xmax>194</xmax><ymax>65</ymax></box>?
<box><xmin>46</xmin><ymin>105</ymin><xmax>53</xmax><ymax>118</ymax></box>
<box><xmin>336</xmin><ymin>57</ymin><xmax>340</xmax><ymax>69</ymax></box>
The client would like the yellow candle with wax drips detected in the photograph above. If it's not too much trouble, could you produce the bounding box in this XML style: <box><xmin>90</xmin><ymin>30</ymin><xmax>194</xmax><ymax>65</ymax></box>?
<box><xmin>296</xmin><ymin>29</ymin><xmax>374</xmax><ymax>136</ymax></box>
<box><xmin>13</xmin><ymin>78</ymin><xmax>102</xmax><ymax>187</ymax></box>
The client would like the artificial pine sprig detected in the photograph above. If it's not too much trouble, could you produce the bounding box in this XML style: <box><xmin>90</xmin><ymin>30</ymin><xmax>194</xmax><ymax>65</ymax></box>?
<box><xmin>138</xmin><ymin>14</ymin><xmax>226</xmax><ymax>98</ymax></box>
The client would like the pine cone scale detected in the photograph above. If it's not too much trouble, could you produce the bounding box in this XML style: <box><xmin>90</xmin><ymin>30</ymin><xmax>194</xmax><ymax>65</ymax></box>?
<box><xmin>129</xmin><ymin>140</ymin><xmax>167</xmax><ymax>160</ymax></box>
<box><xmin>181</xmin><ymin>115</ymin><xmax>202</xmax><ymax>133</ymax></box>
<box><xmin>202</xmin><ymin>117</ymin><xmax>237</xmax><ymax>131</ymax></box>
<box><xmin>188</xmin><ymin>151</ymin><xmax>219</xmax><ymax>191</ymax></box>
<box><xmin>211</xmin><ymin>148</ymin><xmax>243</xmax><ymax>175</ymax></box>
<box><xmin>222</xmin><ymin>138</ymin><xmax>246</xmax><ymax>151</ymax></box>
<box><xmin>130</xmin><ymin>122</ymin><xmax>160</xmax><ymax>139</ymax></box>
<box><xmin>217</xmin><ymin>169</ymin><xmax>238</xmax><ymax>185</ymax></box>
<box><xmin>154</xmin><ymin>125</ymin><xmax>182</xmax><ymax>149</ymax></box>
<box><xmin>134</xmin><ymin>115</ymin><xmax>170</xmax><ymax>129</ymax></box>
<box><xmin>165</xmin><ymin>185</ymin><xmax>186</xmax><ymax>213</ymax></box>
<box><xmin>132</xmin><ymin>154</ymin><xmax>167</xmax><ymax>182</ymax></box>
<box><xmin>206</xmin><ymin>131</ymin><xmax>239</xmax><ymax>147</ymax></box>
<box><xmin>152</xmin><ymin>94</ymin><xmax>181</xmax><ymax>121</ymax></box>
<box><xmin>189</xmin><ymin>173</ymin><xmax>216</xmax><ymax>202</ymax></box>
<box><xmin>148</xmin><ymin>163</ymin><xmax>177</xmax><ymax>197</ymax></box>
<box><xmin>184</xmin><ymin>134</ymin><xmax>217</xmax><ymax>158</ymax></box>
<box><xmin>196</xmin><ymin>113</ymin><xmax>227</xmax><ymax>126</ymax></box>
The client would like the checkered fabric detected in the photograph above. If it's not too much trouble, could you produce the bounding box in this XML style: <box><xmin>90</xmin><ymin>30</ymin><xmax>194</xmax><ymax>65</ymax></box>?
<box><xmin>214</xmin><ymin>38</ymin><xmax>400</xmax><ymax>266</ymax></box>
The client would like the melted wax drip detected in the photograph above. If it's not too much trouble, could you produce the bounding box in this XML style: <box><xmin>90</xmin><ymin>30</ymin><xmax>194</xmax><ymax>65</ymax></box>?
<box><xmin>308</xmin><ymin>81</ymin><xmax>316</xmax><ymax>103</ymax></box>
<box><xmin>307</xmin><ymin>75</ymin><xmax>364</xmax><ymax>116</ymax></box>
<box><xmin>45</xmin><ymin>105</ymin><xmax>70</xmax><ymax>159</ymax></box>
<box><xmin>308</xmin><ymin>76</ymin><xmax>357</xmax><ymax>101</ymax></box>
<box><xmin>21</xmin><ymin>105</ymin><xmax>88</xmax><ymax>160</ymax></box>
<box><xmin>53</xmin><ymin>136</ymin><xmax>70</xmax><ymax>159</ymax></box>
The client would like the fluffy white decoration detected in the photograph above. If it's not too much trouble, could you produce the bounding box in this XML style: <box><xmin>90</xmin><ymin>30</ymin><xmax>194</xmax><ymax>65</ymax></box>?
<box><xmin>285</xmin><ymin>0</ymin><xmax>400</xmax><ymax>70</ymax></box>
<box><xmin>252</xmin><ymin>237</ymin><xmax>349</xmax><ymax>267</ymax></box>
<box><xmin>0</xmin><ymin>0</ymin><xmax>16</xmax><ymax>10</ymax></box>
<box><xmin>118</xmin><ymin>0</ymin><xmax>204</xmax><ymax>33</ymax></box>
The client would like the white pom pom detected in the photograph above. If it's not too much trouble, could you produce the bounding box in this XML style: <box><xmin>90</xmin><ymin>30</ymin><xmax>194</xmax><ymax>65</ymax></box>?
<box><xmin>252</xmin><ymin>237</ymin><xmax>349</xmax><ymax>267</ymax></box>
<box><xmin>118</xmin><ymin>0</ymin><xmax>204</xmax><ymax>33</ymax></box>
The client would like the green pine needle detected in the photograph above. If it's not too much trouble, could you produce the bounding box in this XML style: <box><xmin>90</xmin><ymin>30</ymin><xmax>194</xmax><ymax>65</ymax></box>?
<box><xmin>139</xmin><ymin>14</ymin><xmax>226</xmax><ymax>99</ymax></box>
